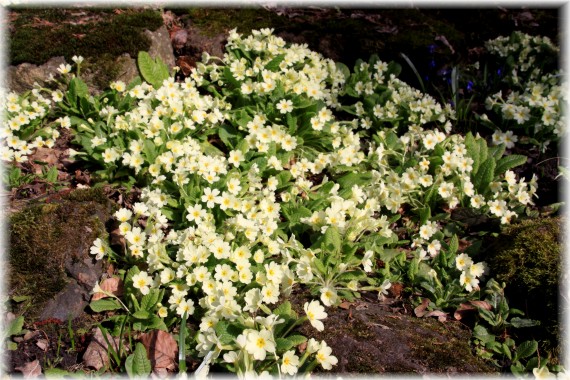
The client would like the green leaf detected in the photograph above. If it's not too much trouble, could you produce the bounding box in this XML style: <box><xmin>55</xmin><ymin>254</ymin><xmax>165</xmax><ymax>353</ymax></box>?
<box><xmin>313</xmin><ymin>257</ymin><xmax>327</xmax><ymax>275</ymax></box>
<box><xmin>473</xmin><ymin>324</ymin><xmax>494</xmax><ymax>344</ymax></box>
<box><xmin>335</xmin><ymin>62</ymin><xmax>350</xmax><ymax>80</ymax></box>
<box><xmin>510</xmin><ymin>317</ymin><xmax>540</xmax><ymax>328</ymax></box>
<box><xmin>265</xmin><ymin>54</ymin><xmax>285</xmax><ymax>71</ymax></box>
<box><xmin>132</xmin><ymin>310</ymin><xmax>150</xmax><ymax>320</ymax></box>
<box><xmin>323</xmin><ymin>226</ymin><xmax>342</xmax><ymax>254</ymax></box>
<box><xmin>287</xmin><ymin>335</ymin><xmax>307</xmax><ymax>347</ymax></box>
<box><xmin>274</xmin><ymin>301</ymin><xmax>292</xmax><ymax>317</ymax></box>
<box><xmin>90</xmin><ymin>298</ymin><xmax>123</xmax><ymax>312</ymax></box>
<box><xmin>44</xmin><ymin>368</ymin><xmax>73</xmax><ymax>378</ymax></box>
<box><xmin>218</xmin><ymin>124</ymin><xmax>239</xmax><ymax>149</ymax></box>
<box><xmin>45</xmin><ymin>166</ymin><xmax>58</xmax><ymax>183</ymax></box>
<box><xmin>495</xmin><ymin>155</ymin><xmax>527</xmax><ymax>176</ymax></box>
<box><xmin>464</xmin><ymin>132</ymin><xmax>480</xmax><ymax>173</ymax></box>
<box><xmin>6</xmin><ymin>316</ymin><xmax>24</xmax><ymax>337</ymax></box>
<box><xmin>477</xmin><ymin>137</ymin><xmax>488</xmax><ymax>166</ymax></box>
<box><xmin>214</xmin><ymin>321</ymin><xmax>235</xmax><ymax>345</ymax></box>
<box><xmin>488</xmin><ymin>144</ymin><xmax>506</xmax><ymax>161</ymax></box>
<box><xmin>137</xmin><ymin>51</ymin><xmax>170</xmax><ymax>88</ymax></box>
<box><xmin>140</xmin><ymin>289</ymin><xmax>162</xmax><ymax>311</ymax></box>
<box><xmin>515</xmin><ymin>340</ymin><xmax>538</xmax><ymax>360</ymax></box>
<box><xmin>448</xmin><ymin>234</ymin><xmax>459</xmax><ymax>255</ymax></box>
<box><xmin>276</xmin><ymin>337</ymin><xmax>294</xmax><ymax>352</ymax></box>
<box><xmin>69</xmin><ymin>77</ymin><xmax>89</xmax><ymax>100</ymax></box>
<box><xmin>473</xmin><ymin>157</ymin><xmax>496</xmax><ymax>194</ymax></box>
<box><xmin>125</xmin><ymin>342</ymin><xmax>151</xmax><ymax>378</ymax></box>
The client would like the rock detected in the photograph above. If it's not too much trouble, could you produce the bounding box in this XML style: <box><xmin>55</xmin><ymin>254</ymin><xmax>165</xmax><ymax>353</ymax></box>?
<box><xmin>39</xmin><ymin>282</ymin><xmax>89</xmax><ymax>322</ymax></box>
<box><xmin>7</xmin><ymin>25</ymin><xmax>176</xmax><ymax>94</ymax></box>
<box><xmin>291</xmin><ymin>292</ymin><xmax>494</xmax><ymax>374</ymax></box>
<box><xmin>8</xmin><ymin>188</ymin><xmax>114</xmax><ymax>322</ymax></box>
<box><xmin>7</xmin><ymin>57</ymin><xmax>65</xmax><ymax>94</ymax></box>
<box><xmin>110</xmin><ymin>25</ymin><xmax>177</xmax><ymax>87</ymax></box>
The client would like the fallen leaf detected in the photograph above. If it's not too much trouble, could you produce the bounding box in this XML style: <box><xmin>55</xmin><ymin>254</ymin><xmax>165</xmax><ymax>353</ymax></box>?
<box><xmin>414</xmin><ymin>298</ymin><xmax>430</xmax><ymax>317</ymax></box>
<box><xmin>91</xmin><ymin>277</ymin><xmax>124</xmax><ymax>301</ymax></box>
<box><xmin>388</xmin><ymin>282</ymin><xmax>404</xmax><ymax>298</ymax></box>
<box><xmin>15</xmin><ymin>360</ymin><xmax>42</xmax><ymax>378</ymax></box>
<box><xmin>23</xmin><ymin>330</ymin><xmax>40</xmax><ymax>341</ymax></box>
<box><xmin>36</xmin><ymin>339</ymin><xmax>49</xmax><ymax>351</ymax></box>
<box><xmin>435</xmin><ymin>35</ymin><xmax>455</xmax><ymax>54</ymax></box>
<box><xmin>424</xmin><ymin>310</ymin><xmax>448</xmax><ymax>322</ymax></box>
<box><xmin>153</xmin><ymin>367</ymin><xmax>169</xmax><ymax>378</ymax></box>
<box><xmin>454</xmin><ymin>300</ymin><xmax>492</xmax><ymax>320</ymax></box>
<box><xmin>140</xmin><ymin>330</ymin><xmax>178</xmax><ymax>371</ymax></box>
<box><xmin>454</xmin><ymin>303</ymin><xmax>476</xmax><ymax>320</ymax></box>
<box><xmin>470</xmin><ymin>300</ymin><xmax>492</xmax><ymax>310</ymax></box>
<box><xmin>83</xmin><ymin>327</ymin><xmax>122</xmax><ymax>370</ymax></box>
<box><xmin>338</xmin><ymin>301</ymin><xmax>353</xmax><ymax>310</ymax></box>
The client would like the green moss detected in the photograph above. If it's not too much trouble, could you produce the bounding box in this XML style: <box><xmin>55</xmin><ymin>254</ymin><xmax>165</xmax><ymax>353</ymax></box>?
<box><xmin>8</xmin><ymin>188</ymin><xmax>114</xmax><ymax>320</ymax></box>
<box><xmin>9</xmin><ymin>8</ymin><xmax>163</xmax><ymax>66</ymax></box>
<box><xmin>487</xmin><ymin>216</ymin><xmax>563</xmax><ymax>361</ymax></box>
<box><xmin>186</xmin><ymin>7</ymin><xmax>287</xmax><ymax>37</ymax></box>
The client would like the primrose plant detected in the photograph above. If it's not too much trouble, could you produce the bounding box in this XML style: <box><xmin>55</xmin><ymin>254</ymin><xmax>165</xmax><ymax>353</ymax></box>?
<box><xmin>0</xmin><ymin>27</ymin><xmax>545</xmax><ymax>377</ymax></box>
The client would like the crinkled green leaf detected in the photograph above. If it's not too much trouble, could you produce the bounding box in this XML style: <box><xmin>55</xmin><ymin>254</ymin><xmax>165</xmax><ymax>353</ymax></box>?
<box><xmin>495</xmin><ymin>154</ymin><xmax>527</xmax><ymax>176</ymax></box>
<box><xmin>137</xmin><ymin>51</ymin><xmax>170</xmax><ymax>88</ymax></box>
<box><xmin>515</xmin><ymin>340</ymin><xmax>538</xmax><ymax>360</ymax></box>
<box><xmin>90</xmin><ymin>298</ymin><xmax>123</xmax><ymax>312</ymax></box>
<box><xmin>473</xmin><ymin>157</ymin><xmax>496</xmax><ymax>194</ymax></box>
<box><xmin>125</xmin><ymin>342</ymin><xmax>151</xmax><ymax>378</ymax></box>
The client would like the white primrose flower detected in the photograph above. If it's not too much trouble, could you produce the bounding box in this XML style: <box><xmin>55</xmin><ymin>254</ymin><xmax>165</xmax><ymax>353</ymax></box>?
<box><xmin>244</xmin><ymin>328</ymin><xmax>276</xmax><ymax>361</ymax></box>
<box><xmin>455</xmin><ymin>253</ymin><xmax>474</xmax><ymax>271</ymax></box>
<box><xmin>89</xmin><ymin>238</ymin><xmax>106</xmax><ymax>260</ymax></box>
<box><xmin>315</xmin><ymin>341</ymin><xmax>338</xmax><ymax>370</ymax></box>
<box><xmin>132</xmin><ymin>271</ymin><xmax>153</xmax><ymax>295</ymax></box>
<box><xmin>304</xmin><ymin>300</ymin><xmax>327</xmax><ymax>331</ymax></box>
<box><xmin>281</xmin><ymin>350</ymin><xmax>300</xmax><ymax>375</ymax></box>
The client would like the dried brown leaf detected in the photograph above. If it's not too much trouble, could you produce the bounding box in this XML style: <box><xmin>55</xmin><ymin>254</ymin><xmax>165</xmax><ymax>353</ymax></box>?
<box><xmin>454</xmin><ymin>302</ymin><xmax>476</xmax><ymax>320</ymax></box>
<box><xmin>414</xmin><ymin>298</ymin><xmax>430</xmax><ymax>317</ymax></box>
<box><xmin>91</xmin><ymin>277</ymin><xmax>124</xmax><ymax>301</ymax></box>
<box><xmin>36</xmin><ymin>339</ymin><xmax>49</xmax><ymax>351</ymax></box>
<box><xmin>140</xmin><ymin>330</ymin><xmax>178</xmax><ymax>371</ymax></box>
<box><xmin>470</xmin><ymin>300</ymin><xmax>492</xmax><ymax>310</ymax></box>
<box><xmin>15</xmin><ymin>360</ymin><xmax>42</xmax><ymax>378</ymax></box>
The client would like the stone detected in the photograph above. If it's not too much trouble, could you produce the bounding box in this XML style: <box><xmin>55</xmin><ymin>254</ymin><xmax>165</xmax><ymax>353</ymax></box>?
<box><xmin>7</xmin><ymin>25</ymin><xmax>176</xmax><ymax>94</ymax></box>
<box><xmin>8</xmin><ymin>188</ymin><xmax>114</xmax><ymax>322</ymax></box>
<box><xmin>39</xmin><ymin>282</ymin><xmax>87</xmax><ymax>321</ymax></box>
<box><xmin>291</xmin><ymin>292</ymin><xmax>494</xmax><ymax>375</ymax></box>
<box><xmin>7</xmin><ymin>57</ymin><xmax>66</xmax><ymax>94</ymax></box>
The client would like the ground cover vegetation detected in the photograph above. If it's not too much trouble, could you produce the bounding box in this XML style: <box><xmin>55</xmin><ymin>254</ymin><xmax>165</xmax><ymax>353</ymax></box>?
<box><xmin>2</xmin><ymin>15</ymin><xmax>566</xmax><ymax>378</ymax></box>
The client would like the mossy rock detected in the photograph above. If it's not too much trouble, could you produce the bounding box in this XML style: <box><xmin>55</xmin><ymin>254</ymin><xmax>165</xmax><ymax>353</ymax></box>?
<box><xmin>8</xmin><ymin>8</ymin><xmax>163</xmax><ymax>66</ymax></box>
<box><xmin>486</xmin><ymin>216</ymin><xmax>564</xmax><ymax>361</ymax></box>
<box><xmin>8</xmin><ymin>188</ymin><xmax>115</xmax><ymax>321</ymax></box>
<box><xmin>7</xmin><ymin>8</ymin><xmax>168</xmax><ymax>92</ymax></box>
<box><xmin>289</xmin><ymin>291</ymin><xmax>495</xmax><ymax>374</ymax></box>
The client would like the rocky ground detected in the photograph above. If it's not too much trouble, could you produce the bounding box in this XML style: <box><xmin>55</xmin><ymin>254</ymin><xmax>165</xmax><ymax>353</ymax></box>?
<box><xmin>3</xmin><ymin>5</ymin><xmax>561</xmax><ymax>377</ymax></box>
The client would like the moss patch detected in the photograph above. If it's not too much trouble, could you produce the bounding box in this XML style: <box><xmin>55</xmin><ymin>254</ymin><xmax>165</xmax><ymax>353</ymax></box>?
<box><xmin>487</xmin><ymin>216</ymin><xmax>563</xmax><ymax>361</ymax></box>
<box><xmin>8</xmin><ymin>8</ymin><xmax>164</xmax><ymax>65</ymax></box>
<box><xmin>288</xmin><ymin>290</ymin><xmax>494</xmax><ymax>374</ymax></box>
<box><xmin>8</xmin><ymin>188</ymin><xmax>114</xmax><ymax>320</ymax></box>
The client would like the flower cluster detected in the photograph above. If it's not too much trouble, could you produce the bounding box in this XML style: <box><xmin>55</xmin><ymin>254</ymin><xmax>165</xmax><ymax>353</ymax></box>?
<box><xmin>2</xmin><ymin>27</ymin><xmax>549</xmax><ymax>376</ymax></box>
<box><xmin>482</xmin><ymin>31</ymin><xmax>566</xmax><ymax>148</ymax></box>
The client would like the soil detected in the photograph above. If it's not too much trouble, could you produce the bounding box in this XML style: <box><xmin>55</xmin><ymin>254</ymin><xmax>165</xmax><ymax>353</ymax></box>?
<box><xmin>4</xmin><ymin>5</ymin><xmax>562</xmax><ymax>377</ymax></box>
